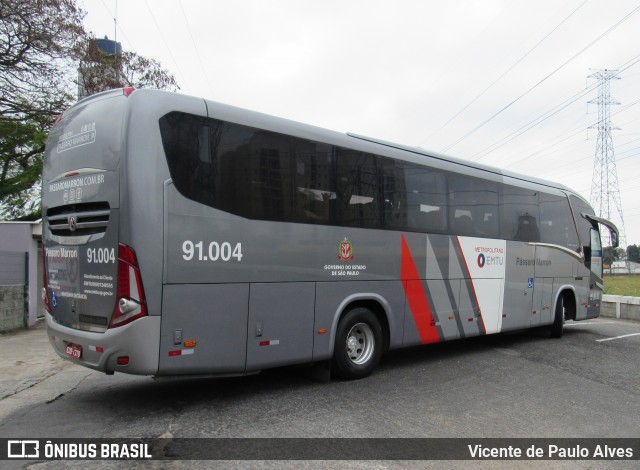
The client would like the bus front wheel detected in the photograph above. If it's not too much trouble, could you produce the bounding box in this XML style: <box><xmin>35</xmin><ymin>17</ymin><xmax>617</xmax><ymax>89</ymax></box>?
<box><xmin>550</xmin><ymin>295</ymin><xmax>566</xmax><ymax>338</ymax></box>
<box><xmin>332</xmin><ymin>308</ymin><xmax>382</xmax><ymax>380</ymax></box>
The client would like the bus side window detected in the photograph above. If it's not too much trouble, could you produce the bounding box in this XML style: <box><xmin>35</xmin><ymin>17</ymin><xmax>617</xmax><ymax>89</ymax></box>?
<box><xmin>450</xmin><ymin>175</ymin><xmax>498</xmax><ymax>238</ymax></box>
<box><xmin>335</xmin><ymin>149</ymin><xmax>382</xmax><ymax>228</ymax></box>
<box><xmin>539</xmin><ymin>192</ymin><xmax>579</xmax><ymax>249</ymax></box>
<box><xmin>405</xmin><ymin>167</ymin><xmax>447</xmax><ymax>234</ymax></box>
<box><xmin>382</xmin><ymin>161</ymin><xmax>406</xmax><ymax>230</ymax></box>
<box><xmin>293</xmin><ymin>140</ymin><xmax>335</xmax><ymax>225</ymax></box>
<box><xmin>514</xmin><ymin>215</ymin><xmax>540</xmax><ymax>242</ymax></box>
<box><xmin>382</xmin><ymin>161</ymin><xmax>447</xmax><ymax>234</ymax></box>
<box><xmin>500</xmin><ymin>186</ymin><xmax>539</xmax><ymax>242</ymax></box>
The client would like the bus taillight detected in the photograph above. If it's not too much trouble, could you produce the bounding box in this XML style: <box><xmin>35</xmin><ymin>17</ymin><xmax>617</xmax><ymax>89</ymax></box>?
<box><xmin>110</xmin><ymin>243</ymin><xmax>147</xmax><ymax>328</ymax></box>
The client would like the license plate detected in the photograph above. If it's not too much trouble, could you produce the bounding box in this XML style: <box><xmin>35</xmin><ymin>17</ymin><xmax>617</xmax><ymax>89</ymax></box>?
<box><xmin>65</xmin><ymin>343</ymin><xmax>82</xmax><ymax>359</ymax></box>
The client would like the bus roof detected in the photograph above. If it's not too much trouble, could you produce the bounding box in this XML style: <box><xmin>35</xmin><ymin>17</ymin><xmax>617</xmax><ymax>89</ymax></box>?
<box><xmin>346</xmin><ymin>132</ymin><xmax>577</xmax><ymax>194</ymax></box>
<box><xmin>64</xmin><ymin>88</ymin><xmax>584</xmax><ymax>199</ymax></box>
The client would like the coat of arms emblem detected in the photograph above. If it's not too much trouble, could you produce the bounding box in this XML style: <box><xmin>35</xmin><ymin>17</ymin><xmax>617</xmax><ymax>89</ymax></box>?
<box><xmin>338</xmin><ymin>237</ymin><xmax>354</xmax><ymax>261</ymax></box>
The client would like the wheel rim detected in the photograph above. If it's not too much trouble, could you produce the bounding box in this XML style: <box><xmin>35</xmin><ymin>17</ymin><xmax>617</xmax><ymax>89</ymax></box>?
<box><xmin>345</xmin><ymin>322</ymin><xmax>375</xmax><ymax>365</ymax></box>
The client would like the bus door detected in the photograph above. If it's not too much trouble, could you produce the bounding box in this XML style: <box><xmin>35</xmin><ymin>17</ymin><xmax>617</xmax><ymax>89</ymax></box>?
<box><xmin>582</xmin><ymin>214</ymin><xmax>618</xmax><ymax>319</ymax></box>
<box><xmin>531</xmin><ymin>245</ymin><xmax>555</xmax><ymax>327</ymax></box>
<box><xmin>502</xmin><ymin>240</ymin><xmax>535</xmax><ymax>331</ymax></box>
<box><xmin>586</xmin><ymin>228</ymin><xmax>603</xmax><ymax>317</ymax></box>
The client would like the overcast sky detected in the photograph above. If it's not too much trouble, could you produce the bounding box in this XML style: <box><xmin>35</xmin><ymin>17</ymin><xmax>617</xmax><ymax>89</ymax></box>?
<box><xmin>81</xmin><ymin>0</ymin><xmax>640</xmax><ymax>247</ymax></box>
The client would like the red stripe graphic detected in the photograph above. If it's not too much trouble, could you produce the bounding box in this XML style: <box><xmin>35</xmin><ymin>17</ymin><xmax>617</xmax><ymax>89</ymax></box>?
<box><xmin>401</xmin><ymin>235</ymin><xmax>439</xmax><ymax>344</ymax></box>
<box><xmin>455</xmin><ymin>236</ymin><xmax>486</xmax><ymax>335</ymax></box>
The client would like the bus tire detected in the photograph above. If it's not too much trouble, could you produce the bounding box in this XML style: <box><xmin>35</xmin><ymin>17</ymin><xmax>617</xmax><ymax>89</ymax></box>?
<box><xmin>332</xmin><ymin>307</ymin><xmax>383</xmax><ymax>380</ymax></box>
<box><xmin>550</xmin><ymin>295</ymin><xmax>565</xmax><ymax>338</ymax></box>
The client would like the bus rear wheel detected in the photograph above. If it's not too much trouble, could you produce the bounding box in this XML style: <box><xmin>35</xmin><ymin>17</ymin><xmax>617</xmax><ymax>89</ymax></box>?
<box><xmin>332</xmin><ymin>307</ymin><xmax>383</xmax><ymax>380</ymax></box>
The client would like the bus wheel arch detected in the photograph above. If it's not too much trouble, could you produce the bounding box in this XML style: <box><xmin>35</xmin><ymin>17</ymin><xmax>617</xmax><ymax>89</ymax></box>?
<box><xmin>550</xmin><ymin>288</ymin><xmax>577</xmax><ymax>338</ymax></box>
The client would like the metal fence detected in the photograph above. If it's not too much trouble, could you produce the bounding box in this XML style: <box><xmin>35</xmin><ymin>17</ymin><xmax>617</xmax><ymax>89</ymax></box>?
<box><xmin>0</xmin><ymin>251</ymin><xmax>28</xmax><ymax>331</ymax></box>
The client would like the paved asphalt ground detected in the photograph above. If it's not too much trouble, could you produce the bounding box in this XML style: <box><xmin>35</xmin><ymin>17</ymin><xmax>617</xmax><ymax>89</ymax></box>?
<box><xmin>0</xmin><ymin>317</ymin><xmax>639</xmax><ymax>469</ymax></box>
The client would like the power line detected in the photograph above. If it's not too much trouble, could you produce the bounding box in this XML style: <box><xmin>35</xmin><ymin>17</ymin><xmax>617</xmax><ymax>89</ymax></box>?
<box><xmin>466</xmin><ymin>52</ymin><xmax>640</xmax><ymax>162</ymax></box>
<box><xmin>503</xmin><ymin>97</ymin><xmax>640</xmax><ymax>170</ymax></box>
<box><xmin>177</xmin><ymin>0</ymin><xmax>214</xmax><ymax>97</ymax></box>
<box><xmin>471</xmin><ymin>84</ymin><xmax>596</xmax><ymax>161</ymax></box>
<box><xmin>143</xmin><ymin>0</ymin><xmax>187</xmax><ymax>86</ymax></box>
<box><xmin>422</xmin><ymin>0</ymin><xmax>588</xmax><ymax>146</ymax></box>
<box><xmin>440</xmin><ymin>3</ymin><xmax>640</xmax><ymax>153</ymax></box>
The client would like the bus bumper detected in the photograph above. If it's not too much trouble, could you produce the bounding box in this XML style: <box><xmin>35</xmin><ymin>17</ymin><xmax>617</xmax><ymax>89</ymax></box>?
<box><xmin>46</xmin><ymin>313</ymin><xmax>160</xmax><ymax>375</ymax></box>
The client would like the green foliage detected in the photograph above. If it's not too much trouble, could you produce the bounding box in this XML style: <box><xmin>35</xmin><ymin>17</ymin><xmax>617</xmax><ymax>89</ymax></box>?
<box><xmin>78</xmin><ymin>39</ymin><xmax>179</xmax><ymax>95</ymax></box>
<box><xmin>0</xmin><ymin>120</ymin><xmax>45</xmax><ymax>218</ymax></box>
<box><xmin>627</xmin><ymin>244</ymin><xmax>640</xmax><ymax>264</ymax></box>
<box><xmin>603</xmin><ymin>275</ymin><xmax>640</xmax><ymax>297</ymax></box>
<box><xmin>603</xmin><ymin>246</ymin><xmax>622</xmax><ymax>266</ymax></box>
<box><xmin>0</xmin><ymin>0</ymin><xmax>179</xmax><ymax>219</ymax></box>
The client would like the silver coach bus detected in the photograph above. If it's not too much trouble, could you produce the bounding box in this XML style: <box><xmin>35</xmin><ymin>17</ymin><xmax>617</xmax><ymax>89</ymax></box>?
<box><xmin>42</xmin><ymin>87</ymin><xmax>618</xmax><ymax>380</ymax></box>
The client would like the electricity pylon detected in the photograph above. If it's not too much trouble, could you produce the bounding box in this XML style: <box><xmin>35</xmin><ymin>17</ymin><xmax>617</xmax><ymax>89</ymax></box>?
<box><xmin>588</xmin><ymin>68</ymin><xmax>627</xmax><ymax>248</ymax></box>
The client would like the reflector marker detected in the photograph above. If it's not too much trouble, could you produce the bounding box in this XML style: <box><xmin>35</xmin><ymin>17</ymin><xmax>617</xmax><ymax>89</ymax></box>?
<box><xmin>88</xmin><ymin>345</ymin><xmax>104</xmax><ymax>353</ymax></box>
<box><xmin>168</xmin><ymin>349</ymin><xmax>195</xmax><ymax>356</ymax></box>
<box><xmin>259</xmin><ymin>340</ymin><xmax>280</xmax><ymax>347</ymax></box>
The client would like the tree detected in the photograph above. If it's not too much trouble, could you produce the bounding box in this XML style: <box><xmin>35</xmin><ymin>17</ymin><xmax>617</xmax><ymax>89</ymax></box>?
<box><xmin>603</xmin><ymin>246</ymin><xmax>622</xmax><ymax>266</ymax></box>
<box><xmin>0</xmin><ymin>120</ymin><xmax>46</xmax><ymax>218</ymax></box>
<box><xmin>77</xmin><ymin>37</ymin><xmax>179</xmax><ymax>97</ymax></box>
<box><xmin>0</xmin><ymin>0</ymin><xmax>85</xmax><ymax>122</ymax></box>
<box><xmin>0</xmin><ymin>0</ymin><xmax>178</xmax><ymax>219</ymax></box>
<box><xmin>627</xmin><ymin>244</ymin><xmax>640</xmax><ymax>264</ymax></box>
<box><xmin>0</xmin><ymin>0</ymin><xmax>84</xmax><ymax>219</ymax></box>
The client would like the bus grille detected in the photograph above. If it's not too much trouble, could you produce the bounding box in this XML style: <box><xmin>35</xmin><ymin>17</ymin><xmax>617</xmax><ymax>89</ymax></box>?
<box><xmin>47</xmin><ymin>202</ymin><xmax>111</xmax><ymax>236</ymax></box>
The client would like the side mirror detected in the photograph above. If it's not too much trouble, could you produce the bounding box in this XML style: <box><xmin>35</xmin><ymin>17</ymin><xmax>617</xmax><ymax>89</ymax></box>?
<box><xmin>582</xmin><ymin>213</ymin><xmax>619</xmax><ymax>249</ymax></box>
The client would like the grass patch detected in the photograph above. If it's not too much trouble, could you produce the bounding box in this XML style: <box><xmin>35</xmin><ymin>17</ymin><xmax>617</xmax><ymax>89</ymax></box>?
<box><xmin>603</xmin><ymin>275</ymin><xmax>640</xmax><ymax>297</ymax></box>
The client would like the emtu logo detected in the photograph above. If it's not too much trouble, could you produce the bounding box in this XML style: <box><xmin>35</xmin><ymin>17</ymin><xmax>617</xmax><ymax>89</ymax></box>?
<box><xmin>477</xmin><ymin>253</ymin><xmax>486</xmax><ymax>268</ymax></box>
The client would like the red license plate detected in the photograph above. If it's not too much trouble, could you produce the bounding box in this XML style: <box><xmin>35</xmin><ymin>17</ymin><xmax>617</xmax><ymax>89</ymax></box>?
<box><xmin>65</xmin><ymin>343</ymin><xmax>82</xmax><ymax>359</ymax></box>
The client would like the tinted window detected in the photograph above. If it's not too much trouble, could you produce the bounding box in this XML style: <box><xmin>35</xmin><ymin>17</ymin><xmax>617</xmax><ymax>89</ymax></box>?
<box><xmin>500</xmin><ymin>186</ymin><xmax>539</xmax><ymax>242</ymax></box>
<box><xmin>539</xmin><ymin>192</ymin><xmax>579</xmax><ymax>250</ymax></box>
<box><xmin>570</xmin><ymin>195</ymin><xmax>596</xmax><ymax>248</ymax></box>
<box><xmin>160</xmin><ymin>112</ymin><xmax>294</xmax><ymax>222</ymax></box>
<box><xmin>335</xmin><ymin>149</ymin><xmax>382</xmax><ymax>228</ymax></box>
<box><xmin>293</xmin><ymin>139</ymin><xmax>335</xmax><ymax>225</ymax></box>
<box><xmin>159</xmin><ymin>112</ymin><xmax>212</xmax><ymax>205</ymax></box>
<box><xmin>449</xmin><ymin>175</ymin><xmax>499</xmax><ymax>238</ymax></box>
<box><xmin>383</xmin><ymin>162</ymin><xmax>447</xmax><ymax>233</ymax></box>
<box><xmin>160</xmin><ymin>111</ymin><xmax>574</xmax><ymax>243</ymax></box>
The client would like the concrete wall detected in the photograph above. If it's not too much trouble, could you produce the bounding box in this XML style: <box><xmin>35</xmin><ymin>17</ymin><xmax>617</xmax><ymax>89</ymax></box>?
<box><xmin>0</xmin><ymin>222</ymin><xmax>41</xmax><ymax>328</ymax></box>
<box><xmin>601</xmin><ymin>295</ymin><xmax>640</xmax><ymax>322</ymax></box>
<box><xmin>0</xmin><ymin>285</ymin><xmax>25</xmax><ymax>331</ymax></box>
